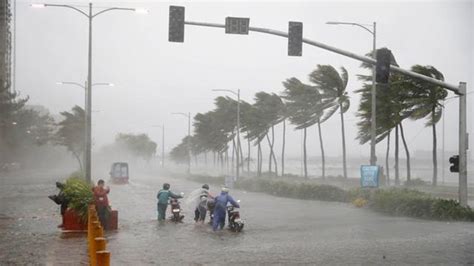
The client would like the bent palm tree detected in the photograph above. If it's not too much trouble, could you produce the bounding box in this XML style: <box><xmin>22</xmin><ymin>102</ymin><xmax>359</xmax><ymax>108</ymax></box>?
<box><xmin>309</xmin><ymin>65</ymin><xmax>350</xmax><ymax>178</ymax></box>
<box><xmin>404</xmin><ymin>65</ymin><xmax>448</xmax><ymax>186</ymax></box>
<box><xmin>282</xmin><ymin>78</ymin><xmax>324</xmax><ymax>178</ymax></box>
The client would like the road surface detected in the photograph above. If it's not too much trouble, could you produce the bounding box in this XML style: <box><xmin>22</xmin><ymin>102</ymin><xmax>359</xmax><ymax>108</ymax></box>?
<box><xmin>0</xmin><ymin>170</ymin><xmax>473</xmax><ymax>265</ymax></box>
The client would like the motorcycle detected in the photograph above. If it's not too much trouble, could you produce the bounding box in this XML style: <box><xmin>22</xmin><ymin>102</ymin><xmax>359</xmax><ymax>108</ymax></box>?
<box><xmin>169</xmin><ymin>197</ymin><xmax>185</xmax><ymax>223</ymax></box>
<box><xmin>206</xmin><ymin>198</ymin><xmax>215</xmax><ymax>225</ymax></box>
<box><xmin>227</xmin><ymin>201</ymin><xmax>244</xmax><ymax>232</ymax></box>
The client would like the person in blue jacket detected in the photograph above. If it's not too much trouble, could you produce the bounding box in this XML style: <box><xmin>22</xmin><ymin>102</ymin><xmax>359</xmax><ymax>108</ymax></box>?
<box><xmin>157</xmin><ymin>183</ymin><xmax>182</xmax><ymax>221</ymax></box>
<box><xmin>212</xmin><ymin>187</ymin><xmax>240</xmax><ymax>231</ymax></box>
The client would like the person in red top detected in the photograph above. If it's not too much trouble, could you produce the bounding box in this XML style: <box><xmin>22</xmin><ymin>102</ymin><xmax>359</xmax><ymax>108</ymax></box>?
<box><xmin>93</xmin><ymin>179</ymin><xmax>110</xmax><ymax>229</ymax></box>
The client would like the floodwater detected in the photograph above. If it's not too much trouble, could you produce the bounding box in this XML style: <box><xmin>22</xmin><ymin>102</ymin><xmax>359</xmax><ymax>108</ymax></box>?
<box><xmin>107</xmin><ymin>172</ymin><xmax>474</xmax><ymax>265</ymax></box>
<box><xmin>1</xmin><ymin>169</ymin><xmax>473</xmax><ymax>265</ymax></box>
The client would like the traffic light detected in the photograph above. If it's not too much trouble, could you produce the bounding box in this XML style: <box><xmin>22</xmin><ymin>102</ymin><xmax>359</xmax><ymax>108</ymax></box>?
<box><xmin>376</xmin><ymin>48</ymin><xmax>392</xmax><ymax>83</ymax></box>
<box><xmin>225</xmin><ymin>17</ymin><xmax>250</xmax><ymax>35</ymax></box>
<box><xmin>449</xmin><ymin>155</ymin><xmax>459</xmax><ymax>173</ymax></box>
<box><xmin>169</xmin><ymin>6</ymin><xmax>185</xmax><ymax>42</ymax></box>
<box><xmin>288</xmin><ymin>21</ymin><xmax>303</xmax><ymax>56</ymax></box>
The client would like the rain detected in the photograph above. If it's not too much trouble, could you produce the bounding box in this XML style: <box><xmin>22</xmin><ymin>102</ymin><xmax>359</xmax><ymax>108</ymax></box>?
<box><xmin>1</xmin><ymin>0</ymin><xmax>473</xmax><ymax>265</ymax></box>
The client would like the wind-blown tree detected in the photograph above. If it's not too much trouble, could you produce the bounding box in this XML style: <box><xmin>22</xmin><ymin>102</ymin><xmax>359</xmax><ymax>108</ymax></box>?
<box><xmin>0</xmin><ymin>84</ymin><xmax>29</xmax><ymax>165</ymax></box>
<box><xmin>213</xmin><ymin>96</ymin><xmax>240</xmax><ymax>172</ymax></box>
<box><xmin>356</xmin><ymin>49</ymin><xmax>415</xmax><ymax>185</ymax></box>
<box><xmin>192</xmin><ymin>96</ymin><xmax>244</xmax><ymax>173</ymax></box>
<box><xmin>240</xmin><ymin>101</ymin><xmax>269</xmax><ymax>176</ymax></box>
<box><xmin>115</xmin><ymin>133</ymin><xmax>157</xmax><ymax>162</ymax></box>
<box><xmin>238</xmin><ymin>101</ymin><xmax>257</xmax><ymax>174</ymax></box>
<box><xmin>309</xmin><ymin>65</ymin><xmax>350</xmax><ymax>178</ymax></box>
<box><xmin>170</xmin><ymin>136</ymin><xmax>191</xmax><ymax>164</ymax></box>
<box><xmin>282</xmin><ymin>78</ymin><xmax>324</xmax><ymax>178</ymax></box>
<box><xmin>253</xmin><ymin>92</ymin><xmax>285</xmax><ymax>177</ymax></box>
<box><xmin>55</xmin><ymin>105</ymin><xmax>85</xmax><ymax>171</ymax></box>
<box><xmin>280</xmin><ymin>103</ymin><xmax>289</xmax><ymax>177</ymax></box>
<box><xmin>404</xmin><ymin>65</ymin><xmax>448</xmax><ymax>186</ymax></box>
<box><xmin>193</xmin><ymin>111</ymin><xmax>229</xmax><ymax>168</ymax></box>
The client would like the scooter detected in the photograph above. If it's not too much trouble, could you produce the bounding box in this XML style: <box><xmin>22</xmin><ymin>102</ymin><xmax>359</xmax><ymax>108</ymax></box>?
<box><xmin>169</xmin><ymin>198</ymin><xmax>185</xmax><ymax>223</ymax></box>
<box><xmin>206</xmin><ymin>198</ymin><xmax>215</xmax><ymax>225</ymax></box>
<box><xmin>227</xmin><ymin>201</ymin><xmax>244</xmax><ymax>232</ymax></box>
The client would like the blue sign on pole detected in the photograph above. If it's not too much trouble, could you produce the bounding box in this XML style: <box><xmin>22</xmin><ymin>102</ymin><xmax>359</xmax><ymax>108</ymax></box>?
<box><xmin>360</xmin><ymin>165</ymin><xmax>380</xmax><ymax>188</ymax></box>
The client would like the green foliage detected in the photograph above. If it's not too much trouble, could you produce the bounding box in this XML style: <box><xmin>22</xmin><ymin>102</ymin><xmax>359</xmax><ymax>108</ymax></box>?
<box><xmin>55</xmin><ymin>105</ymin><xmax>85</xmax><ymax>170</ymax></box>
<box><xmin>169</xmin><ymin>136</ymin><xmax>191</xmax><ymax>164</ymax></box>
<box><xmin>1</xmin><ymin>81</ymin><xmax>54</xmax><ymax>165</ymax></box>
<box><xmin>62</xmin><ymin>176</ymin><xmax>93</xmax><ymax>222</ymax></box>
<box><xmin>404</xmin><ymin>178</ymin><xmax>428</xmax><ymax>186</ymax></box>
<box><xmin>190</xmin><ymin>175</ymin><xmax>474</xmax><ymax>222</ymax></box>
<box><xmin>115</xmin><ymin>133</ymin><xmax>157</xmax><ymax>161</ymax></box>
<box><xmin>370</xmin><ymin>188</ymin><xmax>474</xmax><ymax>221</ymax></box>
<box><xmin>431</xmin><ymin>199</ymin><xmax>474</xmax><ymax>221</ymax></box>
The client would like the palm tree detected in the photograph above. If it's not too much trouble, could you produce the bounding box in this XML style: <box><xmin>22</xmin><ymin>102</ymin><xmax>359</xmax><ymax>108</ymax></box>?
<box><xmin>404</xmin><ymin>65</ymin><xmax>448</xmax><ymax>186</ymax></box>
<box><xmin>240</xmin><ymin>101</ymin><xmax>269</xmax><ymax>177</ymax></box>
<box><xmin>253</xmin><ymin>92</ymin><xmax>285</xmax><ymax>177</ymax></box>
<box><xmin>356</xmin><ymin>49</ymin><xmax>415</xmax><ymax>184</ymax></box>
<box><xmin>309</xmin><ymin>65</ymin><xmax>350</xmax><ymax>178</ymax></box>
<box><xmin>282</xmin><ymin>78</ymin><xmax>324</xmax><ymax>178</ymax></box>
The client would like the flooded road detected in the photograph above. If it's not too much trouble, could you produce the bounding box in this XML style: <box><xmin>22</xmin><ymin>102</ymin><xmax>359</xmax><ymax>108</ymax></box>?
<box><xmin>107</xmin><ymin>173</ymin><xmax>474</xmax><ymax>265</ymax></box>
<box><xmin>1</xmin><ymin>170</ymin><xmax>473</xmax><ymax>265</ymax></box>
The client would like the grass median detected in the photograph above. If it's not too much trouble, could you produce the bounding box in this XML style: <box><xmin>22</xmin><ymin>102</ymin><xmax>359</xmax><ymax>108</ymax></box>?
<box><xmin>188</xmin><ymin>174</ymin><xmax>474</xmax><ymax>222</ymax></box>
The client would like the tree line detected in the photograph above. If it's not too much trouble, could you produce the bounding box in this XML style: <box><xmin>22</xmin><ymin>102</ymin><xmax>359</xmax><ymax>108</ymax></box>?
<box><xmin>171</xmin><ymin>49</ymin><xmax>448</xmax><ymax>185</ymax></box>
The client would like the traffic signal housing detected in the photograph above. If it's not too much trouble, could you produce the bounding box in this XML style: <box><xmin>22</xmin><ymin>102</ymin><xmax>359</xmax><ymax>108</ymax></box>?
<box><xmin>449</xmin><ymin>155</ymin><xmax>459</xmax><ymax>173</ymax></box>
<box><xmin>169</xmin><ymin>6</ymin><xmax>185</xmax><ymax>42</ymax></box>
<box><xmin>225</xmin><ymin>17</ymin><xmax>250</xmax><ymax>34</ymax></box>
<box><xmin>376</xmin><ymin>48</ymin><xmax>392</xmax><ymax>83</ymax></box>
<box><xmin>288</xmin><ymin>21</ymin><xmax>303</xmax><ymax>56</ymax></box>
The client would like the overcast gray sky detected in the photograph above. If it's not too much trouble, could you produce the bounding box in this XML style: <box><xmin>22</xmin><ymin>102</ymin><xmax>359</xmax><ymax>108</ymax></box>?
<box><xmin>17</xmin><ymin>0</ymin><xmax>473</xmax><ymax>159</ymax></box>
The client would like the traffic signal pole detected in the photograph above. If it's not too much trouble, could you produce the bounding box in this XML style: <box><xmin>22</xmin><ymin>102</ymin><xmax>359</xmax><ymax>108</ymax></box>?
<box><xmin>459</xmin><ymin>82</ymin><xmax>468</xmax><ymax>206</ymax></box>
<box><xmin>181</xmin><ymin>18</ymin><xmax>468</xmax><ymax>206</ymax></box>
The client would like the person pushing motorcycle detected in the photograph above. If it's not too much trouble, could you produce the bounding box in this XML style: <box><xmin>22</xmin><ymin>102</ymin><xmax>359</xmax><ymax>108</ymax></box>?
<box><xmin>157</xmin><ymin>183</ymin><xmax>183</xmax><ymax>221</ymax></box>
<box><xmin>212</xmin><ymin>187</ymin><xmax>240</xmax><ymax>231</ymax></box>
<box><xmin>194</xmin><ymin>184</ymin><xmax>214</xmax><ymax>223</ymax></box>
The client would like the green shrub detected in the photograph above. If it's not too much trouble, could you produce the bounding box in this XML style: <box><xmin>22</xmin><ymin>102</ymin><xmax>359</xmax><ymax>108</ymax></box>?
<box><xmin>431</xmin><ymin>199</ymin><xmax>474</xmax><ymax>221</ymax></box>
<box><xmin>189</xmin><ymin>175</ymin><xmax>474</xmax><ymax>222</ymax></box>
<box><xmin>62</xmin><ymin>177</ymin><xmax>93</xmax><ymax>221</ymax></box>
<box><xmin>404</xmin><ymin>178</ymin><xmax>429</xmax><ymax>187</ymax></box>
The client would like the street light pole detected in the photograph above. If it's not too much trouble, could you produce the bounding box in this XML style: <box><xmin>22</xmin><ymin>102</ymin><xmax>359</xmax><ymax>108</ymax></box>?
<box><xmin>212</xmin><ymin>89</ymin><xmax>241</xmax><ymax>180</ymax></box>
<box><xmin>172</xmin><ymin>112</ymin><xmax>191</xmax><ymax>174</ymax></box>
<box><xmin>162</xmin><ymin>124</ymin><xmax>165</xmax><ymax>168</ymax></box>
<box><xmin>326</xmin><ymin>21</ymin><xmax>377</xmax><ymax>165</ymax></box>
<box><xmin>152</xmin><ymin>124</ymin><xmax>165</xmax><ymax>168</ymax></box>
<box><xmin>86</xmin><ymin>2</ymin><xmax>92</xmax><ymax>184</ymax></box>
<box><xmin>33</xmin><ymin>3</ymin><xmax>146</xmax><ymax>183</ymax></box>
<box><xmin>57</xmin><ymin>80</ymin><xmax>113</xmax><ymax>173</ymax></box>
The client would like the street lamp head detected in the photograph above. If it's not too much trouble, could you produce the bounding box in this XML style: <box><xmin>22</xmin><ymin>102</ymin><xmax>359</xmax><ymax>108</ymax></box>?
<box><xmin>31</xmin><ymin>3</ymin><xmax>46</xmax><ymax>8</ymax></box>
<box><xmin>134</xmin><ymin>8</ymin><xmax>148</xmax><ymax>14</ymax></box>
<box><xmin>12</xmin><ymin>122</ymin><xmax>17</xmax><ymax>125</ymax></box>
<box><xmin>326</xmin><ymin>21</ymin><xmax>340</xmax><ymax>25</ymax></box>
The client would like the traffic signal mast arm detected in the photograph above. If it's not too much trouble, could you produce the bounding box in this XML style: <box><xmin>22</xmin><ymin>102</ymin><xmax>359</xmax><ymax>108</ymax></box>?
<box><xmin>179</xmin><ymin>12</ymin><xmax>467</xmax><ymax>206</ymax></box>
<box><xmin>184</xmin><ymin>20</ymin><xmax>461</xmax><ymax>94</ymax></box>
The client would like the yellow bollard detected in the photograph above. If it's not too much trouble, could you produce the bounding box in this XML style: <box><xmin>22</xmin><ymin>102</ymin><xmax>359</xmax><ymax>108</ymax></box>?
<box><xmin>96</xmin><ymin>250</ymin><xmax>110</xmax><ymax>266</ymax></box>
<box><xmin>87</xmin><ymin>205</ymin><xmax>111</xmax><ymax>266</ymax></box>
<box><xmin>92</xmin><ymin>221</ymin><xmax>103</xmax><ymax>238</ymax></box>
<box><xmin>94</xmin><ymin>237</ymin><xmax>106</xmax><ymax>252</ymax></box>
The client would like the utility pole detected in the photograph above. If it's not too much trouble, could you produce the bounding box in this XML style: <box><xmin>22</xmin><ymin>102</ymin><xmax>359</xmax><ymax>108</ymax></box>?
<box><xmin>33</xmin><ymin>2</ymin><xmax>147</xmax><ymax>183</ymax></box>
